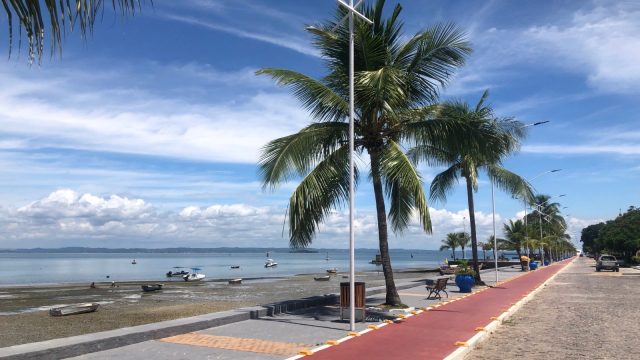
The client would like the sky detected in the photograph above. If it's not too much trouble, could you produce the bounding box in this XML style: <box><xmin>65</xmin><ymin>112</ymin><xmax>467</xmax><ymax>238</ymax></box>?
<box><xmin>0</xmin><ymin>0</ymin><xmax>638</xmax><ymax>250</ymax></box>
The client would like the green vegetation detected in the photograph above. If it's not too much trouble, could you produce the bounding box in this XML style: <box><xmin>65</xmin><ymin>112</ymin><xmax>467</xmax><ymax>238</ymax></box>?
<box><xmin>440</xmin><ymin>232</ymin><xmax>470</xmax><ymax>260</ymax></box>
<box><xmin>454</xmin><ymin>259</ymin><xmax>476</xmax><ymax>276</ymax></box>
<box><xmin>581</xmin><ymin>206</ymin><xmax>640</xmax><ymax>261</ymax></box>
<box><xmin>413</xmin><ymin>90</ymin><xmax>534</xmax><ymax>282</ymax></box>
<box><xmin>257</xmin><ymin>0</ymin><xmax>473</xmax><ymax>306</ymax></box>
<box><xmin>2</xmin><ymin>0</ymin><xmax>148</xmax><ymax>63</ymax></box>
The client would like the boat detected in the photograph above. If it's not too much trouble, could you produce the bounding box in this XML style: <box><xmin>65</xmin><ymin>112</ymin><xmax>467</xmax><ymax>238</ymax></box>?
<box><xmin>326</xmin><ymin>268</ymin><xmax>337</xmax><ymax>274</ymax></box>
<box><xmin>49</xmin><ymin>303</ymin><xmax>99</xmax><ymax>317</ymax></box>
<box><xmin>131</xmin><ymin>259</ymin><xmax>137</xmax><ymax>264</ymax></box>
<box><xmin>166</xmin><ymin>270</ymin><xmax>189</xmax><ymax>277</ymax></box>
<box><xmin>265</xmin><ymin>259</ymin><xmax>278</xmax><ymax>268</ymax></box>
<box><xmin>370</xmin><ymin>254</ymin><xmax>383</xmax><ymax>265</ymax></box>
<box><xmin>141</xmin><ymin>284</ymin><xmax>163</xmax><ymax>292</ymax></box>
<box><xmin>183</xmin><ymin>268</ymin><xmax>205</xmax><ymax>282</ymax></box>
<box><xmin>314</xmin><ymin>275</ymin><xmax>331</xmax><ymax>281</ymax></box>
<box><xmin>230</xmin><ymin>265</ymin><xmax>240</xmax><ymax>269</ymax></box>
<box><xmin>325</xmin><ymin>251</ymin><xmax>330</xmax><ymax>261</ymax></box>
<box><xmin>228</xmin><ymin>278</ymin><xmax>242</xmax><ymax>285</ymax></box>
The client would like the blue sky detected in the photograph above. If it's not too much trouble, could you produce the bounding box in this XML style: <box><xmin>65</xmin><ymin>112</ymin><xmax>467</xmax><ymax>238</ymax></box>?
<box><xmin>0</xmin><ymin>0</ymin><xmax>638</xmax><ymax>249</ymax></box>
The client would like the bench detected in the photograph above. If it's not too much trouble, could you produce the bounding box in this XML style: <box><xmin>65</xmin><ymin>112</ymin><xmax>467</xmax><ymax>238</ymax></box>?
<box><xmin>425</xmin><ymin>277</ymin><xmax>449</xmax><ymax>300</ymax></box>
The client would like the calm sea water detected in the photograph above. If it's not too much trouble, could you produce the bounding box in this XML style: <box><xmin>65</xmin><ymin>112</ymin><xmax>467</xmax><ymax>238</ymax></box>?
<box><xmin>0</xmin><ymin>249</ymin><xmax>474</xmax><ymax>286</ymax></box>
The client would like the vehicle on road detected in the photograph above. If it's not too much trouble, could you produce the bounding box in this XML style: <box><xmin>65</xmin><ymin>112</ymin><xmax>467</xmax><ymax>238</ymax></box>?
<box><xmin>596</xmin><ymin>255</ymin><xmax>619</xmax><ymax>272</ymax></box>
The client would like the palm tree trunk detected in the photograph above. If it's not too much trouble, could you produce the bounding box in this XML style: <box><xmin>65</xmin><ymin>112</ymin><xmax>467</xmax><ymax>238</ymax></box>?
<box><xmin>370</xmin><ymin>151</ymin><xmax>401</xmax><ymax>305</ymax></box>
<box><xmin>461</xmin><ymin>244</ymin><xmax>465</xmax><ymax>259</ymax></box>
<box><xmin>464</xmin><ymin>176</ymin><xmax>482</xmax><ymax>283</ymax></box>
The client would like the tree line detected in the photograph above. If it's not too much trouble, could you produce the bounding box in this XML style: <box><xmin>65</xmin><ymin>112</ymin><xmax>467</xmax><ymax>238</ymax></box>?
<box><xmin>581</xmin><ymin>206</ymin><xmax>640</xmax><ymax>262</ymax></box>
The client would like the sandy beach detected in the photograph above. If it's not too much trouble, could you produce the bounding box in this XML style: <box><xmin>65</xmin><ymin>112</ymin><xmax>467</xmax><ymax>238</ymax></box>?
<box><xmin>0</xmin><ymin>270</ymin><xmax>431</xmax><ymax>347</ymax></box>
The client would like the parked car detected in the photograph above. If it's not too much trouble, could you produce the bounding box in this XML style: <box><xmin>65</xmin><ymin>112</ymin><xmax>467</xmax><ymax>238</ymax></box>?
<box><xmin>596</xmin><ymin>255</ymin><xmax>619</xmax><ymax>272</ymax></box>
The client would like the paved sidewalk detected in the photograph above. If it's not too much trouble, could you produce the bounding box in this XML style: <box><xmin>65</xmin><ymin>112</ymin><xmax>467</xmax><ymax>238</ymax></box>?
<box><xmin>62</xmin><ymin>266</ymin><xmax>531</xmax><ymax>360</ymax></box>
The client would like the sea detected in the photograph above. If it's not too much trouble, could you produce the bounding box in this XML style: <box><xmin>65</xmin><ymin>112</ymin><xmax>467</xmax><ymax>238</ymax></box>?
<box><xmin>0</xmin><ymin>248</ymin><xmax>482</xmax><ymax>286</ymax></box>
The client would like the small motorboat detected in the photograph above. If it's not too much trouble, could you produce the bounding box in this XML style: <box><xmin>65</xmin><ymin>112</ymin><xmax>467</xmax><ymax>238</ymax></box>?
<box><xmin>49</xmin><ymin>303</ymin><xmax>99</xmax><ymax>317</ymax></box>
<box><xmin>131</xmin><ymin>259</ymin><xmax>137</xmax><ymax>264</ymax></box>
<box><xmin>183</xmin><ymin>268</ymin><xmax>205</xmax><ymax>282</ymax></box>
<box><xmin>326</xmin><ymin>268</ymin><xmax>337</xmax><ymax>274</ymax></box>
<box><xmin>141</xmin><ymin>284</ymin><xmax>163</xmax><ymax>292</ymax></box>
<box><xmin>166</xmin><ymin>270</ymin><xmax>189</xmax><ymax>277</ymax></box>
<box><xmin>230</xmin><ymin>265</ymin><xmax>240</xmax><ymax>269</ymax></box>
<box><xmin>228</xmin><ymin>278</ymin><xmax>242</xmax><ymax>285</ymax></box>
<box><xmin>264</xmin><ymin>259</ymin><xmax>278</xmax><ymax>268</ymax></box>
<box><xmin>314</xmin><ymin>275</ymin><xmax>331</xmax><ymax>281</ymax></box>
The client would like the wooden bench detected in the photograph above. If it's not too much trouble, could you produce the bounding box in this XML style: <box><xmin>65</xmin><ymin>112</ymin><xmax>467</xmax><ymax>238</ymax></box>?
<box><xmin>425</xmin><ymin>277</ymin><xmax>449</xmax><ymax>300</ymax></box>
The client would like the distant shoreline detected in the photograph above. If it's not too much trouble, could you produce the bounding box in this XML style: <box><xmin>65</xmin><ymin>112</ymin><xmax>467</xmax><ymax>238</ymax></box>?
<box><xmin>0</xmin><ymin>247</ymin><xmax>442</xmax><ymax>254</ymax></box>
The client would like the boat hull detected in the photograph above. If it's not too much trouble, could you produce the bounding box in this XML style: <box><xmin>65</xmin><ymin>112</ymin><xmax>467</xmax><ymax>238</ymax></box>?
<box><xmin>49</xmin><ymin>303</ymin><xmax>99</xmax><ymax>316</ymax></box>
<box><xmin>141</xmin><ymin>284</ymin><xmax>163</xmax><ymax>292</ymax></box>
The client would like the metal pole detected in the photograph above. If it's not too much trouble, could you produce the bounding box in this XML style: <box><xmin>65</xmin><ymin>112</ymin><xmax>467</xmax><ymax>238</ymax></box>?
<box><xmin>538</xmin><ymin>208</ymin><xmax>544</xmax><ymax>266</ymax></box>
<box><xmin>348</xmin><ymin>0</ymin><xmax>356</xmax><ymax>332</ymax></box>
<box><xmin>524</xmin><ymin>200</ymin><xmax>528</xmax><ymax>258</ymax></box>
<box><xmin>491</xmin><ymin>181</ymin><xmax>498</xmax><ymax>284</ymax></box>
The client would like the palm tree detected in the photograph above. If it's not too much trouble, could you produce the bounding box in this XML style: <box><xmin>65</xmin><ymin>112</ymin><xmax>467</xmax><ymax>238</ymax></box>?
<box><xmin>457</xmin><ymin>232</ymin><xmax>471</xmax><ymax>259</ymax></box>
<box><xmin>257</xmin><ymin>0</ymin><xmax>471</xmax><ymax>305</ymax></box>
<box><xmin>502</xmin><ymin>219</ymin><xmax>526</xmax><ymax>270</ymax></box>
<box><xmin>3</xmin><ymin>0</ymin><xmax>148</xmax><ymax>63</ymax></box>
<box><xmin>527</xmin><ymin>194</ymin><xmax>566</xmax><ymax>262</ymax></box>
<box><xmin>413</xmin><ymin>90</ymin><xmax>534</xmax><ymax>282</ymax></box>
<box><xmin>481</xmin><ymin>239</ymin><xmax>495</xmax><ymax>260</ymax></box>
<box><xmin>440</xmin><ymin>233</ymin><xmax>459</xmax><ymax>260</ymax></box>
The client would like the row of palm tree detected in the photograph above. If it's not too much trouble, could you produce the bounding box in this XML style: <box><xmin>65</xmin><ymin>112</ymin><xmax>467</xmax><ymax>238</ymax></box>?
<box><xmin>259</xmin><ymin>0</ymin><xmax>537</xmax><ymax>304</ymax></box>
<box><xmin>439</xmin><ymin>232</ymin><xmax>470</xmax><ymax>260</ymax></box>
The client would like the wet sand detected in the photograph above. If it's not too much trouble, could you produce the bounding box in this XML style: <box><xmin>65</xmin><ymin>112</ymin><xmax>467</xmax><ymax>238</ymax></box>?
<box><xmin>0</xmin><ymin>270</ymin><xmax>432</xmax><ymax>347</ymax></box>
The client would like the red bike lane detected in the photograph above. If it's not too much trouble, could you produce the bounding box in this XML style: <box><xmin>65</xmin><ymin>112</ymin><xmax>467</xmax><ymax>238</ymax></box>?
<box><xmin>309</xmin><ymin>259</ymin><xmax>572</xmax><ymax>360</ymax></box>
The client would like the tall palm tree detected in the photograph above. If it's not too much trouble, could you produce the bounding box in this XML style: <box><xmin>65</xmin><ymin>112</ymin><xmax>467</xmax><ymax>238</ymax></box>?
<box><xmin>501</xmin><ymin>219</ymin><xmax>526</xmax><ymax>270</ymax></box>
<box><xmin>457</xmin><ymin>231</ymin><xmax>470</xmax><ymax>259</ymax></box>
<box><xmin>3</xmin><ymin>0</ymin><xmax>148</xmax><ymax>63</ymax></box>
<box><xmin>440</xmin><ymin>233</ymin><xmax>459</xmax><ymax>260</ymax></box>
<box><xmin>412</xmin><ymin>90</ymin><xmax>534</xmax><ymax>282</ymax></box>
<box><xmin>257</xmin><ymin>0</ymin><xmax>471</xmax><ymax>305</ymax></box>
<box><xmin>527</xmin><ymin>194</ymin><xmax>566</xmax><ymax>262</ymax></box>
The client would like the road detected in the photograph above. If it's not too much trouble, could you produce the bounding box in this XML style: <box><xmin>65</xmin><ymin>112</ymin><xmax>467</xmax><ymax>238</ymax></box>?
<box><xmin>466</xmin><ymin>257</ymin><xmax>640</xmax><ymax>360</ymax></box>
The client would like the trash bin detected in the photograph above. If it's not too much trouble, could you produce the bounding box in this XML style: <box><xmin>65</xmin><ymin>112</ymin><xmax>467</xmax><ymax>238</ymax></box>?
<box><xmin>340</xmin><ymin>282</ymin><xmax>365</xmax><ymax>322</ymax></box>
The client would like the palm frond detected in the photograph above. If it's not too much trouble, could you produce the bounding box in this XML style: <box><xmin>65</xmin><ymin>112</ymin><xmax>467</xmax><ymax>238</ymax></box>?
<box><xmin>287</xmin><ymin>145</ymin><xmax>356</xmax><ymax>248</ymax></box>
<box><xmin>259</xmin><ymin>122</ymin><xmax>348</xmax><ymax>190</ymax></box>
<box><xmin>256</xmin><ymin>68</ymin><xmax>348</xmax><ymax>122</ymax></box>
<box><xmin>429</xmin><ymin>163</ymin><xmax>460</xmax><ymax>204</ymax></box>
<box><xmin>487</xmin><ymin>164</ymin><xmax>535</xmax><ymax>203</ymax></box>
<box><xmin>3</xmin><ymin>0</ymin><xmax>148</xmax><ymax>63</ymax></box>
<box><xmin>379</xmin><ymin>140</ymin><xmax>431</xmax><ymax>233</ymax></box>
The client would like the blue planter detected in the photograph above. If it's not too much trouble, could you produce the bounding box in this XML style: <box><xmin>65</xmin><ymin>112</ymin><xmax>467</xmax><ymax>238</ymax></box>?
<box><xmin>529</xmin><ymin>261</ymin><xmax>538</xmax><ymax>270</ymax></box>
<box><xmin>455</xmin><ymin>274</ymin><xmax>474</xmax><ymax>293</ymax></box>
<box><xmin>543</xmin><ymin>260</ymin><xmax>550</xmax><ymax>266</ymax></box>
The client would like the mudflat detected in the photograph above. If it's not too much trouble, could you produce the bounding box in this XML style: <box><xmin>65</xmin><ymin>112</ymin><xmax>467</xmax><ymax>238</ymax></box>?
<box><xmin>466</xmin><ymin>258</ymin><xmax>640</xmax><ymax>360</ymax></box>
<box><xmin>0</xmin><ymin>270</ymin><xmax>427</xmax><ymax>347</ymax></box>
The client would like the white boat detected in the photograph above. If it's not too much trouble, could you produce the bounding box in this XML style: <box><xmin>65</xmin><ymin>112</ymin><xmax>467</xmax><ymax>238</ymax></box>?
<box><xmin>326</xmin><ymin>268</ymin><xmax>337</xmax><ymax>274</ymax></box>
<box><xmin>314</xmin><ymin>275</ymin><xmax>331</xmax><ymax>281</ymax></box>
<box><xmin>49</xmin><ymin>303</ymin><xmax>99</xmax><ymax>316</ymax></box>
<box><xmin>183</xmin><ymin>267</ymin><xmax>205</xmax><ymax>282</ymax></box>
<box><xmin>228</xmin><ymin>278</ymin><xmax>242</xmax><ymax>285</ymax></box>
<box><xmin>131</xmin><ymin>259</ymin><xmax>137</xmax><ymax>264</ymax></box>
<box><xmin>265</xmin><ymin>259</ymin><xmax>278</xmax><ymax>268</ymax></box>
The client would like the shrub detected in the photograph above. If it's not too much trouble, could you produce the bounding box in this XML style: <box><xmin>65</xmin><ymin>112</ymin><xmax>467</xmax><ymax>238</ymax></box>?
<box><xmin>455</xmin><ymin>260</ymin><xmax>476</xmax><ymax>276</ymax></box>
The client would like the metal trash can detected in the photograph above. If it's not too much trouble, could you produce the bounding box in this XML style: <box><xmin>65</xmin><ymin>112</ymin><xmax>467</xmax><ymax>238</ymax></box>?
<box><xmin>340</xmin><ymin>282</ymin><xmax>365</xmax><ymax>321</ymax></box>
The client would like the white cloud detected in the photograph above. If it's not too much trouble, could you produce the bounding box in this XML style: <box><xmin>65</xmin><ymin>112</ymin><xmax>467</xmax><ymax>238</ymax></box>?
<box><xmin>0</xmin><ymin>64</ymin><xmax>308</xmax><ymax>164</ymax></box>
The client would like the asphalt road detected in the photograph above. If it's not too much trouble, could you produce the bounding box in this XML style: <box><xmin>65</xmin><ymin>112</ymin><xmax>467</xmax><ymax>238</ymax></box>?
<box><xmin>466</xmin><ymin>257</ymin><xmax>640</xmax><ymax>360</ymax></box>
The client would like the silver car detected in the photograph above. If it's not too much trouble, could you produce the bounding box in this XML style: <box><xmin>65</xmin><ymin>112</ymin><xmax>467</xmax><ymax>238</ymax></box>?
<box><xmin>596</xmin><ymin>255</ymin><xmax>619</xmax><ymax>272</ymax></box>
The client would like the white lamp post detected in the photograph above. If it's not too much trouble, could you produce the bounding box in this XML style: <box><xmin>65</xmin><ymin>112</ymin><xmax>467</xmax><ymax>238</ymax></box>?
<box><xmin>334</xmin><ymin>0</ymin><xmax>372</xmax><ymax>332</ymax></box>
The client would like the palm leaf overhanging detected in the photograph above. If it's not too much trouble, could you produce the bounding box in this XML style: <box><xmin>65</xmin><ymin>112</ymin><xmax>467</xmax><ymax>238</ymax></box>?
<box><xmin>2</xmin><ymin>0</ymin><xmax>149</xmax><ymax>63</ymax></box>
<box><xmin>258</xmin><ymin>0</ymin><xmax>471</xmax><ymax>305</ymax></box>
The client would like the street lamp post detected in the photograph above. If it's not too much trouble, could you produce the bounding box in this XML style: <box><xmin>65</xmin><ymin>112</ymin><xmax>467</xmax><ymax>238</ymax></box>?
<box><xmin>523</xmin><ymin>169</ymin><xmax>561</xmax><ymax>266</ymax></box>
<box><xmin>490</xmin><ymin>121</ymin><xmax>549</xmax><ymax>283</ymax></box>
<box><xmin>334</xmin><ymin>0</ymin><xmax>372</xmax><ymax>332</ymax></box>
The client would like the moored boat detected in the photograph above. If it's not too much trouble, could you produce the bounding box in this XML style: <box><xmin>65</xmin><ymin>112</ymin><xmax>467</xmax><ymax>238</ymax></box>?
<box><xmin>230</xmin><ymin>265</ymin><xmax>240</xmax><ymax>269</ymax></box>
<box><xmin>326</xmin><ymin>268</ymin><xmax>337</xmax><ymax>274</ymax></box>
<box><xmin>228</xmin><ymin>278</ymin><xmax>242</xmax><ymax>285</ymax></box>
<box><xmin>264</xmin><ymin>259</ymin><xmax>278</xmax><ymax>268</ymax></box>
<box><xmin>166</xmin><ymin>270</ymin><xmax>189</xmax><ymax>277</ymax></box>
<box><xmin>183</xmin><ymin>268</ymin><xmax>205</xmax><ymax>282</ymax></box>
<box><xmin>141</xmin><ymin>284</ymin><xmax>163</xmax><ymax>292</ymax></box>
<box><xmin>314</xmin><ymin>275</ymin><xmax>331</xmax><ymax>281</ymax></box>
<box><xmin>49</xmin><ymin>303</ymin><xmax>99</xmax><ymax>316</ymax></box>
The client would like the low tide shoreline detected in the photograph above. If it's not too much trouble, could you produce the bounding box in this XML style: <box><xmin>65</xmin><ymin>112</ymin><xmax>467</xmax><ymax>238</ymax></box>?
<box><xmin>0</xmin><ymin>270</ymin><xmax>434</xmax><ymax>347</ymax></box>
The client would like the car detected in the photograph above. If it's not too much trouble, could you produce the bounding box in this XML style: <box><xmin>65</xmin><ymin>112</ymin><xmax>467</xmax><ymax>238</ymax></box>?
<box><xmin>596</xmin><ymin>255</ymin><xmax>619</xmax><ymax>272</ymax></box>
